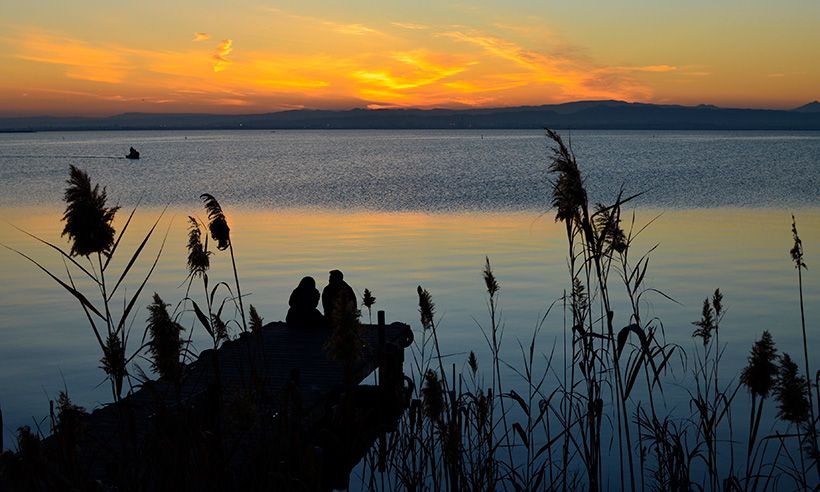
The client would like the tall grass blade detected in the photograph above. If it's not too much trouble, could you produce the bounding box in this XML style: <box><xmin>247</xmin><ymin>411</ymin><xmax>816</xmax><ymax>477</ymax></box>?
<box><xmin>107</xmin><ymin>206</ymin><xmax>167</xmax><ymax>300</ymax></box>
<box><xmin>2</xmin><ymin>244</ymin><xmax>105</xmax><ymax>320</ymax></box>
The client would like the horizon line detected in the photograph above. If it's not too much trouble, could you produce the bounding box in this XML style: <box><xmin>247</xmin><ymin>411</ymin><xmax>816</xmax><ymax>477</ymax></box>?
<box><xmin>3</xmin><ymin>98</ymin><xmax>819</xmax><ymax>119</ymax></box>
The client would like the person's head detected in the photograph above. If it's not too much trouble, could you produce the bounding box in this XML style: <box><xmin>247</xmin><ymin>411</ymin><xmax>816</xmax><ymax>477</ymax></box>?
<box><xmin>329</xmin><ymin>269</ymin><xmax>344</xmax><ymax>283</ymax></box>
<box><xmin>298</xmin><ymin>276</ymin><xmax>316</xmax><ymax>289</ymax></box>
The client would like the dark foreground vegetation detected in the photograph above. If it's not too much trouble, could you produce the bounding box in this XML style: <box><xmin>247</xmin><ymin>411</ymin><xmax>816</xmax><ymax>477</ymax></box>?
<box><xmin>1</xmin><ymin>130</ymin><xmax>818</xmax><ymax>491</ymax></box>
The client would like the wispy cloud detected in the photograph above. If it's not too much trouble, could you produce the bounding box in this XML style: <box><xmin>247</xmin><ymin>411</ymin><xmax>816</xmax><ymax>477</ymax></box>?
<box><xmin>323</xmin><ymin>21</ymin><xmax>379</xmax><ymax>36</ymax></box>
<box><xmin>441</xmin><ymin>30</ymin><xmax>657</xmax><ymax>102</ymax></box>
<box><xmin>193</xmin><ymin>32</ymin><xmax>210</xmax><ymax>42</ymax></box>
<box><xmin>600</xmin><ymin>65</ymin><xmax>678</xmax><ymax>73</ymax></box>
<box><xmin>213</xmin><ymin>39</ymin><xmax>232</xmax><ymax>72</ymax></box>
<box><xmin>261</xmin><ymin>8</ymin><xmax>381</xmax><ymax>37</ymax></box>
<box><xmin>765</xmin><ymin>71</ymin><xmax>806</xmax><ymax>79</ymax></box>
<box><xmin>14</xmin><ymin>31</ymin><xmax>129</xmax><ymax>83</ymax></box>
<box><xmin>391</xmin><ymin>22</ymin><xmax>429</xmax><ymax>30</ymax></box>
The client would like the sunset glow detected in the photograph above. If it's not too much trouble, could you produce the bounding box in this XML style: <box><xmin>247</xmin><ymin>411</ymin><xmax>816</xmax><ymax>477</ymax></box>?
<box><xmin>1</xmin><ymin>0</ymin><xmax>818</xmax><ymax>115</ymax></box>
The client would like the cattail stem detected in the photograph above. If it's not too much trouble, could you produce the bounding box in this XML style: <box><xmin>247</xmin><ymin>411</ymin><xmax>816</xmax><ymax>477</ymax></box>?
<box><xmin>228</xmin><ymin>242</ymin><xmax>247</xmax><ymax>333</ymax></box>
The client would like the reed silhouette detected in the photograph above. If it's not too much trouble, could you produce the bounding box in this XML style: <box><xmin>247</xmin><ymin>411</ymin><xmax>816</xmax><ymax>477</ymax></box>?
<box><xmin>1</xmin><ymin>165</ymin><xmax>167</xmax><ymax>402</ymax></box>
<box><xmin>355</xmin><ymin>130</ymin><xmax>818</xmax><ymax>492</ymax></box>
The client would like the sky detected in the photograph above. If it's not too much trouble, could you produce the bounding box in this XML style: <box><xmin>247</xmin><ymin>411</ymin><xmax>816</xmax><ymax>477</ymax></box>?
<box><xmin>0</xmin><ymin>0</ymin><xmax>818</xmax><ymax>116</ymax></box>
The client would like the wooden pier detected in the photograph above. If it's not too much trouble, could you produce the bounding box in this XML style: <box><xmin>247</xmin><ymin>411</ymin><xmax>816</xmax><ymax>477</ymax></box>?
<box><xmin>32</xmin><ymin>312</ymin><xmax>414</xmax><ymax>491</ymax></box>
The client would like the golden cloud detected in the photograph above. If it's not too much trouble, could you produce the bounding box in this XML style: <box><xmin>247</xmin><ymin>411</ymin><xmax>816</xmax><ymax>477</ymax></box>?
<box><xmin>213</xmin><ymin>39</ymin><xmax>233</xmax><ymax>72</ymax></box>
<box><xmin>3</xmin><ymin>12</ymin><xmax>687</xmax><ymax>114</ymax></box>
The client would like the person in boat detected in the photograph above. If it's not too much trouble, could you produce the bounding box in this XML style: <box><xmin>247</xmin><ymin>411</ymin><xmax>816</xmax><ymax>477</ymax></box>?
<box><xmin>322</xmin><ymin>270</ymin><xmax>357</xmax><ymax>326</ymax></box>
<box><xmin>286</xmin><ymin>276</ymin><xmax>324</xmax><ymax>328</ymax></box>
<box><xmin>126</xmin><ymin>147</ymin><xmax>140</xmax><ymax>159</ymax></box>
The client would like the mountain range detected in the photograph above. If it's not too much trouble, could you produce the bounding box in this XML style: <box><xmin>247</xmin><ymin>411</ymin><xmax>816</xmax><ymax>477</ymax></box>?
<box><xmin>2</xmin><ymin>100</ymin><xmax>820</xmax><ymax>132</ymax></box>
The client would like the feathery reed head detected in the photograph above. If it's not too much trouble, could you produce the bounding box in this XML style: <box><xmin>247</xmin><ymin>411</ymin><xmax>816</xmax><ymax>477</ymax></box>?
<box><xmin>100</xmin><ymin>333</ymin><xmax>126</xmax><ymax>394</ymax></box>
<box><xmin>249</xmin><ymin>304</ymin><xmax>264</xmax><ymax>335</ymax></box>
<box><xmin>186</xmin><ymin>216</ymin><xmax>211</xmax><ymax>277</ymax></box>
<box><xmin>740</xmin><ymin>331</ymin><xmax>778</xmax><ymax>398</ymax></box>
<box><xmin>146</xmin><ymin>293</ymin><xmax>184</xmax><ymax>381</ymax></box>
<box><xmin>790</xmin><ymin>215</ymin><xmax>806</xmax><ymax>270</ymax></box>
<box><xmin>468</xmin><ymin>351</ymin><xmax>478</xmax><ymax>376</ymax></box>
<box><xmin>545</xmin><ymin>129</ymin><xmax>585</xmax><ymax>225</ymax></box>
<box><xmin>61</xmin><ymin>165</ymin><xmax>119</xmax><ymax>257</ymax></box>
<box><xmin>571</xmin><ymin>277</ymin><xmax>588</xmax><ymax>322</ymax></box>
<box><xmin>362</xmin><ymin>288</ymin><xmax>376</xmax><ymax>310</ymax></box>
<box><xmin>775</xmin><ymin>353</ymin><xmax>810</xmax><ymax>424</ymax></box>
<box><xmin>483</xmin><ymin>256</ymin><xmax>500</xmax><ymax>298</ymax></box>
<box><xmin>712</xmin><ymin>288</ymin><xmax>723</xmax><ymax>319</ymax></box>
<box><xmin>417</xmin><ymin>286</ymin><xmax>435</xmax><ymax>331</ymax></box>
<box><xmin>691</xmin><ymin>298</ymin><xmax>715</xmax><ymax>346</ymax></box>
<box><xmin>594</xmin><ymin>203</ymin><xmax>627</xmax><ymax>254</ymax></box>
<box><xmin>200</xmin><ymin>193</ymin><xmax>230</xmax><ymax>250</ymax></box>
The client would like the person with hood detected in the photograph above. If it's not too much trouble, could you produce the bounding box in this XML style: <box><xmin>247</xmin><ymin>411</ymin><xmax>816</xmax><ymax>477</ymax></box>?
<box><xmin>286</xmin><ymin>276</ymin><xmax>324</xmax><ymax>328</ymax></box>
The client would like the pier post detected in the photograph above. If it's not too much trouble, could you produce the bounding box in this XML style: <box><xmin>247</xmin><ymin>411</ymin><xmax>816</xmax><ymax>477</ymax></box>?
<box><xmin>377</xmin><ymin>310</ymin><xmax>386</xmax><ymax>387</ymax></box>
<box><xmin>377</xmin><ymin>310</ymin><xmax>387</xmax><ymax>472</ymax></box>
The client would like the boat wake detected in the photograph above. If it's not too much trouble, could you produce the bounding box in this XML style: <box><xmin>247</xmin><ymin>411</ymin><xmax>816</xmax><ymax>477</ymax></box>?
<box><xmin>0</xmin><ymin>155</ymin><xmax>127</xmax><ymax>159</ymax></box>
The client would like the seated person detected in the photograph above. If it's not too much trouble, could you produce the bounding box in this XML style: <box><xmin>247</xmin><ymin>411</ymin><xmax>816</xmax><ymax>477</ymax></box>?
<box><xmin>286</xmin><ymin>276</ymin><xmax>324</xmax><ymax>328</ymax></box>
<box><xmin>322</xmin><ymin>269</ymin><xmax>357</xmax><ymax>326</ymax></box>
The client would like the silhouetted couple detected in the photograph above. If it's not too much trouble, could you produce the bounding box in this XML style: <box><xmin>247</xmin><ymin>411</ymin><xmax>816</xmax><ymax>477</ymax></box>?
<box><xmin>286</xmin><ymin>270</ymin><xmax>356</xmax><ymax>329</ymax></box>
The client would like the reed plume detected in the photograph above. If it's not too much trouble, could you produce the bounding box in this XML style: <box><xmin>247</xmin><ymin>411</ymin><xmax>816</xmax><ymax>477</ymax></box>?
<box><xmin>200</xmin><ymin>193</ymin><xmax>230</xmax><ymax>251</ymax></box>
<box><xmin>741</xmin><ymin>331</ymin><xmax>778</xmax><ymax>398</ymax></box>
<box><xmin>100</xmin><ymin>333</ymin><xmax>126</xmax><ymax>398</ymax></box>
<box><xmin>146</xmin><ymin>293</ymin><xmax>184</xmax><ymax>381</ymax></box>
<box><xmin>249</xmin><ymin>304</ymin><xmax>264</xmax><ymax>335</ymax></box>
<box><xmin>417</xmin><ymin>286</ymin><xmax>435</xmax><ymax>331</ymax></box>
<box><xmin>594</xmin><ymin>202</ymin><xmax>627</xmax><ymax>254</ymax></box>
<box><xmin>791</xmin><ymin>215</ymin><xmax>806</xmax><ymax>270</ymax></box>
<box><xmin>545</xmin><ymin>129</ymin><xmax>585</xmax><ymax>224</ymax></box>
<box><xmin>482</xmin><ymin>256</ymin><xmax>499</xmax><ymax>298</ymax></box>
<box><xmin>421</xmin><ymin>369</ymin><xmax>444</xmax><ymax>423</ymax></box>
<box><xmin>692</xmin><ymin>298</ymin><xmax>716</xmax><ymax>346</ymax></box>
<box><xmin>776</xmin><ymin>353</ymin><xmax>810</xmax><ymax>424</ymax></box>
<box><xmin>467</xmin><ymin>351</ymin><xmax>478</xmax><ymax>377</ymax></box>
<box><xmin>362</xmin><ymin>288</ymin><xmax>376</xmax><ymax>324</ymax></box>
<box><xmin>186</xmin><ymin>216</ymin><xmax>211</xmax><ymax>278</ymax></box>
<box><xmin>61</xmin><ymin>165</ymin><xmax>119</xmax><ymax>257</ymax></box>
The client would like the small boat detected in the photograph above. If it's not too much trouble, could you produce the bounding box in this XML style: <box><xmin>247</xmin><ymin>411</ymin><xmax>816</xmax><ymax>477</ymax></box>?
<box><xmin>126</xmin><ymin>147</ymin><xmax>140</xmax><ymax>160</ymax></box>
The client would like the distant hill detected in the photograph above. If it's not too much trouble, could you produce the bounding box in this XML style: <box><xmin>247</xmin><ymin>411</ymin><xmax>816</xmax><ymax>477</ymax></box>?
<box><xmin>2</xmin><ymin>100</ymin><xmax>820</xmax><ymax>131</ymax></box>
<box><xmin>793</xmin><ymin>101</ymin><xmax>820</xmax><ymax>113</ymax></box>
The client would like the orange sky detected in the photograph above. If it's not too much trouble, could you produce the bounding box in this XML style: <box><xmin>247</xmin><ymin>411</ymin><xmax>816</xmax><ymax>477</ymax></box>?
<box><xmin>0</xmin><ymin>1</ymin><xmax>818</xmax><ymax>115</ymax></box>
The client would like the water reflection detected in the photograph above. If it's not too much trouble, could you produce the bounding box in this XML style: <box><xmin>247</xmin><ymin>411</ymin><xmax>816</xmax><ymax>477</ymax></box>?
<box><xmin>1</xmin><ymin>205</ymin><xmax>818</xmax><ymax>447</ymax></box>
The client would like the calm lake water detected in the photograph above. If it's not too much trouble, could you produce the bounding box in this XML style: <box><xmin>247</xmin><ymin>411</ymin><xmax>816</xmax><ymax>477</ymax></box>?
<box><xmin>0</xmin><ymin>130</ymin><xmax>819</xmax><ymax>465</ymax></box>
